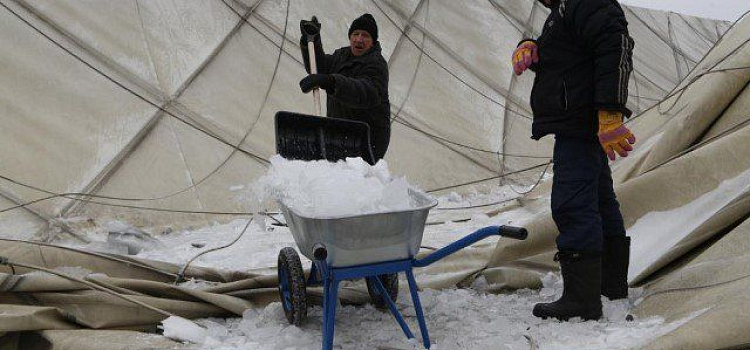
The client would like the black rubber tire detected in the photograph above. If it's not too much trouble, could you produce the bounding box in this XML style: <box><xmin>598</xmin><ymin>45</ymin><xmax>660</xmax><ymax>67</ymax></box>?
<box><xmin>278</xmin><ymin>247</ymin><xmax>307</xmax><ymax>325</ymax></box>
<box><xmin>366</xmin><ymin>273</ymin><xmax>399</xmax><ymax>310</ymax></box>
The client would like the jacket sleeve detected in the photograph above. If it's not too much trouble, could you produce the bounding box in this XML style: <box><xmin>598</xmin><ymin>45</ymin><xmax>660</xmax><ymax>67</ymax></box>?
<box><xmin>329</xmin><ymin>58</ymin><xmax>389</xmax><ymax>109</ymax></box>
<box><xmin>300</xmin><ymin>35</ymin><xmax>333</xmax><ymax>74</ymax></box>
<box><xmin>563</xmin><ymin>0</ymin><xmax>634</xmax><ymax>117</ymax></box>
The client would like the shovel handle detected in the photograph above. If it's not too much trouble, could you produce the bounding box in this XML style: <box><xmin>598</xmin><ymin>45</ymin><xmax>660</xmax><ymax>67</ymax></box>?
<box><xmin>308</xmin><ymin>41</ymin><xmax>322</xmax><ymax>117</ymax></box>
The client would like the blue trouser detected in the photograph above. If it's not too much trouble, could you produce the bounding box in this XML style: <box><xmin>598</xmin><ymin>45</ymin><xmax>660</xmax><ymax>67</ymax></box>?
<box><xmin>552</xmin><ymin>136</ymin><xmax>626</xmax><ymax>252</ymax></box>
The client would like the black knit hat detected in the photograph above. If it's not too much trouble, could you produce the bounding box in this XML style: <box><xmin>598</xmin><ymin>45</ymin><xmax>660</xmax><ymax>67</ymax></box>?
<box><xmin>348</xmin><ymin>13</ymin><xmax>378</xmax><ymax>41</ymax></box>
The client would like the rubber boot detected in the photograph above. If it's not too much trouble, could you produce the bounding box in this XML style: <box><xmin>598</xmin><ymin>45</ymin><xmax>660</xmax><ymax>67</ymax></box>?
<box><xmin>533</xmin><ymin>251</ymin><xmax>603</xmax><ymax>321</ymax></box>
<box><xmin>602</xmin><ymin>236</ymin><xmax>630</xmax><ymax>300</ymax></box>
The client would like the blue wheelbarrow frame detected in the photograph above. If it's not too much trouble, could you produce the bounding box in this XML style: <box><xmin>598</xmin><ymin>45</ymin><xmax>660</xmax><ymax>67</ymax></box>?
<box><xmin>281</xmin><ymin>225</ymin><xmax>527</xmax><ymax>349</ymax></box>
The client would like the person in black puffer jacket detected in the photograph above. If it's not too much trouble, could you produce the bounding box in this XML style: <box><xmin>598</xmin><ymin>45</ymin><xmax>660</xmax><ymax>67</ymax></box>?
<box><xmin>512</xmin><ymin>0</ymin><xmax>636</xmax><ymax>321</ymax></box>
<box><xmin>298</xmin><ymin>14</ymin><xmax>391</xmax><ymax>163</ymax></box>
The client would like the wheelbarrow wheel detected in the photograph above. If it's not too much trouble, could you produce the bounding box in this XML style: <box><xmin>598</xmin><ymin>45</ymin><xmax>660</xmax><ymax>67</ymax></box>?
<box><xmin>366</xmin><ymin>273</ymin><xmax>399</xmax><ymax>310</ymax></box>
<box><xmin>278</xmin><ymin>247</ymin><xmax>307</xmax><ymax>325</ymax></box>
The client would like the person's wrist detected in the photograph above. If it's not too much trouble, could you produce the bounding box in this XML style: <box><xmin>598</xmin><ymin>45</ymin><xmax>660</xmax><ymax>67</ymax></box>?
<box><xmin>598</xmin><ymin>110</ymin><xmax>623</xmax><ymax>125</ymax></box>
<box><xmin>517</xmin><ymin>39</ymin><xmax>536</xmax><ymax>48</ymax></box>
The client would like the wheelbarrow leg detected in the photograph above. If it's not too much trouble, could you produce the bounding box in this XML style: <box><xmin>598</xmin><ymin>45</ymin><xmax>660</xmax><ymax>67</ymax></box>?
<box><xmin>370</xmin><ymin>276</ymin><xmax>415</xmax><ymax>340</ymax></box>
<box><xmin>322</xmin><ymin>277</ymin><xmax>340</xmax><ymax>350</ymax></box>
<box><xmin>406</xmin><ymin>268</ymin><xmax>430</xmax><ymax>349</ymax></box>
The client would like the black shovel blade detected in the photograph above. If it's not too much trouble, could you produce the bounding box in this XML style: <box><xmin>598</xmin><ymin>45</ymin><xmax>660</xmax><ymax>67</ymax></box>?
<box><xmin>275</xmin><ymin>111</ymin><xmax>375</xmax><ymax>164</ymax></box>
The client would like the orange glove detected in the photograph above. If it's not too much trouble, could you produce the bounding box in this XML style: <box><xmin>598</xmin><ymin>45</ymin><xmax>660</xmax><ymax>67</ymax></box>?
<box><xmin>598</xmin><ymin>110</ymin><xmax>636</xmax><ymax>161</ymax></box>
<box><xmin>512</xmin><ymin>41</ymin><xmax>539</xmax><ymax>76</ymax></box>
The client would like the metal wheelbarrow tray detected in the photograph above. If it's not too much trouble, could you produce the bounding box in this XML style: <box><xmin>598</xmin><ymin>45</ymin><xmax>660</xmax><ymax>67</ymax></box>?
<box><xmin>279</xmin><ymin>189</ymin><xmax>436</xmax><ymax>268</ymax></box>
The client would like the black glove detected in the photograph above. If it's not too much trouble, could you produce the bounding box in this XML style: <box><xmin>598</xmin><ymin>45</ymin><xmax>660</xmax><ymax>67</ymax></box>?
<box><xmin>300</xmin><ymin>74</ymin><xmax>334</xmax><ymax>93</ymax></box>
<box><xmin>300</xmin><ymin>16</ymin><xmax>321</xmax><ymax>38</ymax></box>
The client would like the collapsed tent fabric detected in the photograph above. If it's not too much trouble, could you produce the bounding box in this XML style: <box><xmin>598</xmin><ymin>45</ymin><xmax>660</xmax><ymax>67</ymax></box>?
<box><xmin>0</xmin><ymin>240</ymin><xmax>278</xmax><ymax>330</ymax></box>
<box><xmin>633</xmin><ymin>216</ymin><xmax>750</xmax><ymax>350</ymax></box>
<box><xmin>0</xmin><ymin>0</ymin><xmax>741</xmax><ymax>349</ymax></box>
<box><xmin>0</xmin><ymin>0</ymin><xmax>728</xmax><ymax>238</ymax></box>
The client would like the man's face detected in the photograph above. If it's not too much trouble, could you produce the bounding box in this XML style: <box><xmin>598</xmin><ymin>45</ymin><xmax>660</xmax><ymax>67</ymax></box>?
<box><xmin>350</xmin><ymin>30</ymin><xmax>374</xmax><ymax>56</ymax></box>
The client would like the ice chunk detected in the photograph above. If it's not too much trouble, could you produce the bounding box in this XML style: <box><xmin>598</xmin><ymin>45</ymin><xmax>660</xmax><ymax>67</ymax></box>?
<box><xmin>539</xmin><ymin>287</ymin><xmax>556</xmax><ymax>298</ymax></box>
<box><xmin>161</xmin><ymin>316</ymin><xmax>207</xmax><ymax>344</ymax></box>
<box><xmin>252</xmin><ymin>155</ymin><xmax>426</xmax><ymax>217</ymax></box>
<box><xmin>379</xmin><ymin>177</ymin><xmax>411</xmax><ymax>211</ymax></box>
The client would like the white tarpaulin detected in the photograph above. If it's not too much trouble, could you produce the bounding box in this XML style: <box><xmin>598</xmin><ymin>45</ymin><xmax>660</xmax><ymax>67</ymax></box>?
<box><xmin>0</xmin><ymin>0</ymin><xmax>728</xmax><ymax>236</ymax></box>
<box><xmin>0</xmin><ymin>0</ymin><xmax>743</xmax><ymax>349</ymax></box>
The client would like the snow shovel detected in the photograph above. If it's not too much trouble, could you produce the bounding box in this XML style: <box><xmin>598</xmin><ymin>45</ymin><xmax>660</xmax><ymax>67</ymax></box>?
<box><xmin>274</xmin><ymin>16</ymin><xmax>375</xmax><ymax>164</ymax></box>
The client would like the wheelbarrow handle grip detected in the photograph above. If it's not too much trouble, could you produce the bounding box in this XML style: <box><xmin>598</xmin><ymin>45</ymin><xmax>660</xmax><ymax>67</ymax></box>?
<box><xmin>413</xmin><ymin>225</ymin><xmax>526</xmax><ymax>268</ymax></box>
<box><xmin>499</xmin><ymin>225</ymin><xmax>528</xmax><ymax>240</ymax></box>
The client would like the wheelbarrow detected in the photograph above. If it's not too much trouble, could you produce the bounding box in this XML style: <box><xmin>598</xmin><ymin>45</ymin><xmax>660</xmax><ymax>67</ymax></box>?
<box><xmin>276</xmin><ymin>189</ymin><xmax>528</xmax><ymax>349</ymax></box>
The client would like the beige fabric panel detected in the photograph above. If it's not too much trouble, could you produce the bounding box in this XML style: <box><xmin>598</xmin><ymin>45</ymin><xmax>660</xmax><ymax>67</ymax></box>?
<box><xmin>0</xmin><ymin>240</ymin><xmax>174</xmax><ymax>282</ymax></box>
<box><xmin>0</xmin><ymin>272</ymin><xmax>252</xmax><ymax>314</ymax></box>
<box><xmin>19</xmin><ymin>0</ymin><xmax>238</xmax><ymax>95</ymax></box>
<box><xmin>612</xmin><ymin>21</ymin><xmax>750</xmax><ymax>184</ymax></box>
<box><xmin>0</xmin><ymin>305</ymin><xmax>77</xmax><ymax>332</ymax></box>
<box><xmin>673</xmin><ymin>15</ymin><xmax>750</xmax><ymax>92</ymax></box>
<box><xmin>624</xmin><ymin>7</ymin><xmax>680</xmax><ymax>89</ymax></box>
<box><xmin>0</xmin><ymin>272</ymin><xmax>254</xmax><ymax>329</ymax></box>
<box><xmin>72</xmin><ymin>117</ymin><xmax>267</xmax><ymax>228</ymax></box>
<box><xmin>635</xmin><ymin>218</ymin><xmax>750</xmax><ymax>350</ymax></box>
<box><xmin>386</xmin><ymin>39</ymin><xmax>508</xmax><ymax>175</ymax></box>
<box><xmin>382</xmin><ymin>120</ymin><xmax>500</xmax><ymax>192</ymax></box>
<box><xmin>175</xmin><ymin>16</ymin><xmax>308</xmax><ymax>156</ymax></box>
<box><xmin>68</xmin><ymin>117</ymin><xmax>209</xmax><ymax>228</ymax></box>
<box><xmin>701</xmin><ymin>83</ymin><xmax>750</xmax><ymax>141</ymax></box>
<box><xmin>0</xmin><ymin>196</ymin><xmax>45</xmax><ymax>240</ymax></box>
<box><xmin>420</xmin><ymin>0</ymin><xmax>520</xmax><ymax>99</ymax></box>
<box><xmin>635</xmin><ymin>65</ymin><xmax>750</xmax><ymax>176</ymax></box>
<box><xmin>0</xmin><ymin>239</ymin><xmax>266</xmax><ymax>283</ymax></box>
<box><xmin>0</xmin><ymin>3</ymin><xmax>157</xmax><ymax>218</ymax></box>
<box><xmin>30</xmin><ymin>330</ymin><xmax>190</xmax><ymax>350</ymax></box>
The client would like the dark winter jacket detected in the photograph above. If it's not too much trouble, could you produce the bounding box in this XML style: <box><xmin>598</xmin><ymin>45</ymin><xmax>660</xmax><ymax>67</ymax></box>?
<box><xmin>525</xmin><ymin>0</ymin><xmax>634</xmax><ymax>140</ymax></box>
<box><xmin>300</xmin><ymin>36</ymin><xmax>391</xmax><ymax>131</ymax></box>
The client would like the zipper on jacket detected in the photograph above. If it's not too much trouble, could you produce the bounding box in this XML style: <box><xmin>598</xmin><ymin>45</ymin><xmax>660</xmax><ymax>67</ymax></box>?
<box><xmin>562</xmin><ymin>79</ymin><xmax>569</xmax><ymax>111</ymax></box>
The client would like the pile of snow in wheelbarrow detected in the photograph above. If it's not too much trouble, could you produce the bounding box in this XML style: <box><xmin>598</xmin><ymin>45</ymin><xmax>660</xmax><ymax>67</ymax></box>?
<box><xmin>140</xmin><ymin>157</ymin><xmax>697</xmax><ymax>349</ymax></box>
<box><xmin>253</xmin><ymin>155</ymin><xmax>417</xmax><ymax>217</ymax></box>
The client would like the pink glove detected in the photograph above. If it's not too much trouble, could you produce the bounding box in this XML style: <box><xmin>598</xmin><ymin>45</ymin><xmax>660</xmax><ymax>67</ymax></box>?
<box><xmin>512</xmin><ymin>41</ymin><xmax>539</xmax><ymax>76</ymax></box>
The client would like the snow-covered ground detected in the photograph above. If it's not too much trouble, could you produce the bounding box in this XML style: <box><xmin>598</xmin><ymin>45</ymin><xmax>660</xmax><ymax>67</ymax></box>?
<box><xmin>185</xmin><ymin>286</ymin><xmax>691</xmax><ymax>350</ymax></box>
<box><xmin>122</xmin><ymin>214</ymin><xmax>687</xmax><ymax>350</ymax></box>
<box><xmin>63</xmin><ymin>158</ymin><xmax>691</xmax><ymax>349</ymax></box>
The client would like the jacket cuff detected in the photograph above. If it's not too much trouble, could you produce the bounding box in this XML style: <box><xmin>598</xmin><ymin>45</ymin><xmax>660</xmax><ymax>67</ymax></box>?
<box><xmin>517</xmin><ymin>39</ymin><xmax>537</xmax><ymax>47</ymax></box>
<box><xmin>594</xmin><ymin>104</ymin><xmax>633</xmax><ymax>118</ymax></box>
<box><xmin>329</xmin><ymin>74</ymin><xmax>348</xmax><ymax>95</ymax></box>
<box><xmin>324</xmin><ymin>74</ymin><xmax>336</xmax><ymax>93</ymax></box>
